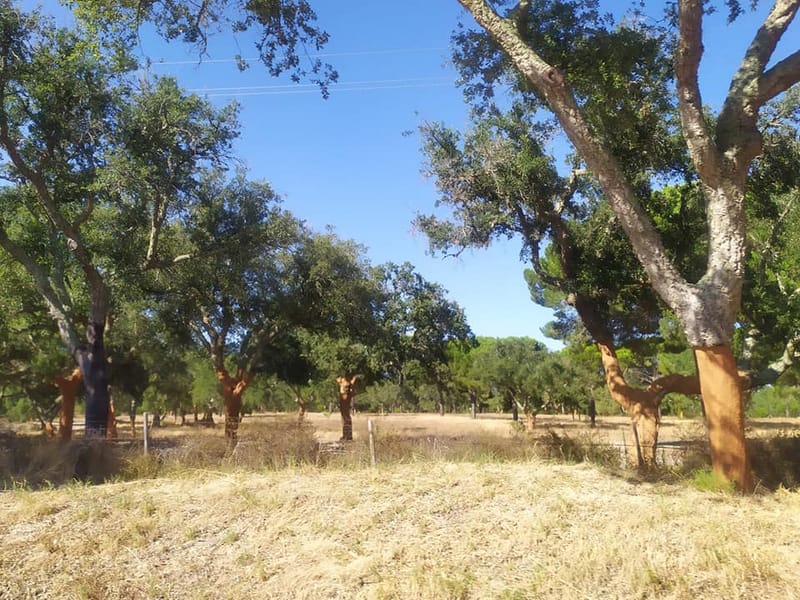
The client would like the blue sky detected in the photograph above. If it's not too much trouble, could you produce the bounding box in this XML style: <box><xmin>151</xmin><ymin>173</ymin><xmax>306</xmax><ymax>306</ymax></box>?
<box><xmin>123</xmin><ymin>2</ymin><xmax>793</xmax><ymax>347</ymax></box>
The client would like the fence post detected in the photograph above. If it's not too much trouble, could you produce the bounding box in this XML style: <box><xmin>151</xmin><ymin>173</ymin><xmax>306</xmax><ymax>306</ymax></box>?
<box><xmin>368</xmin><ymin>418</ymin><xmax>376</xmax><ymax>466</ymax></box>
<box><xmin>143</xmin><ymin>412</ymin><xmax>149</xmax><ymax>456</ymax></box>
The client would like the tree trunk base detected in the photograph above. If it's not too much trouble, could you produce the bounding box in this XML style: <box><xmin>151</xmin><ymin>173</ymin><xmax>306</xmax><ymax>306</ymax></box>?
<box><xmin>694</xmin><ymin>346</ymin><xmax>754</xmax><ymax>492</ymax></box>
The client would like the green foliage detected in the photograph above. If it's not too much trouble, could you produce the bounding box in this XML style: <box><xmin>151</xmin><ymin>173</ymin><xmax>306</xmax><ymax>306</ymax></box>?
<box><xmin>71</xmin><ymin>0</ymin><xmax>338</xmax><ymax>95</ymax></box>
<box><xmin>2</xmin><ymin>396</ymin><xmax>35</xmax><ymax>423</ymax></box>
<box><xmin>741</xmin><ymin>91</ymin><xmax>800</xmax><ymax>374</ymax></box>
<box><xmin>747</xmin><ymin>385</ymin><xmax>800</xmax><ymax>418</ymax></box>
<box><xmin>379</xmin><ymin>262</ymin><xmax>475</xmax><ymax>393</ymax></box>
<box><xmin>360</xmin><ymin>382</ymin><xmax>419</xmax><ymax>413</ymax></box>
<box><xmin>471</xmin><ymin>337</ymin><xmax>549</xmax><ymax>416</ymax></box>
<box><xmin>453</xmin><ymin>0</ymin><xmax>681</xmax><ymax>175</ymax></box>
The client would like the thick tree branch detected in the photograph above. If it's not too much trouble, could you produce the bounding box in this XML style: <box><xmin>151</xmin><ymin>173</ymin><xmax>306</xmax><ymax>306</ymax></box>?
<box><xmin>749</xmin><ymin>334</ymin><xmax>800</xmax><ymax>387</ymax></box>
<box><xmin>718</xmin><ymin>0</ymin><xmax>799</xmax><ymax>172</ymax></box>
<box><xmin>0</xmin><ymin>122</ymin><xmax>109</xmax><ymax>323</ymax></box>
<box><xmin>759</xmin><ymin>49</ymin><xmax>800</xmax><ymax>105</ymax></box>
<box><xmin>0</xmin><ymin>223</ymin><xmax>81</xmax><ymax>353</ymax></box>
<box><xmin>458</xmin><ymin>0</ymin><xmax>693</xmax><ymax>314</ymax></box>
<box><xmin>675</xmin><ymin>0</ymin><xmax>723</xmax><ymax>185</ymax></box>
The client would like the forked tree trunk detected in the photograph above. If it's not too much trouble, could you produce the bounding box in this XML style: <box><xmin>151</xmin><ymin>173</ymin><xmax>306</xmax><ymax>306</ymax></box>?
<box><xmin>291</xmin><ymin>387</ymin><xmax>308</xmax><ymax>421</ymax></box>
<box><xmin>694</xmin><ymin>346</ymin><xmax>754</xmax><ymax>492</ymax></box>
<box><xmin>216</xmin><ymin>368</ymin><xmax>254</xmax><ymax>444</ymax></box>
<box><xmin>54</xmin><ymin>368</ymin><xmax>82</xmax><ymax>442</ymax></box>
<box><xmin>596</xmin><ymin>341</ymin><xmax>660</xmax><ymax>467</ymax></box>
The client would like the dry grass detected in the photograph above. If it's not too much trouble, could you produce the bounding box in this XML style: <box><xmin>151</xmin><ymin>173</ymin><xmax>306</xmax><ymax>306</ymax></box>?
<box><xmin>2</xmin><ymin>459</ymin><xmax>800</xmax><ymax>600</ymax></box>
<box><xmin>2</xmin><ymin>413</ymin><xmax>800</xmax><ymax>599</ymax></box>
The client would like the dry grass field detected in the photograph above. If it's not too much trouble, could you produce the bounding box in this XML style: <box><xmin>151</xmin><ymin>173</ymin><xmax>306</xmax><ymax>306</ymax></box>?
<box><xmin>1</xmin><ymin>412</ymin><xmax>800</xmax><ymax>599</ymax></box>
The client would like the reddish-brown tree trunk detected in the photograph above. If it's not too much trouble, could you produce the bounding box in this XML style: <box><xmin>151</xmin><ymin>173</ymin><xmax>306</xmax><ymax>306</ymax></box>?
<box><xmin>523</xmin><ymin>410</ymin><xmax>536</xmax><ymax>433</ymax></box>
<box><xmin>694</xmin><ymin>346</ymin><xmax>754</xmax><ymax>492</ymax></box>
<box><xmin>336</xmin><ymin>375</ymin><xmax>358</xmax><ymax>441</ymax></box>
<box><xmin>597</xmin><ymin>342</ymin><xmax>661</xmax><ymax>466</ymax></box>
<box><xmin>106</xmin><ymin>398</ymin><xmax>118</xmax><ymax>440</ymax></box>
<box><xmin>216</xmin><ymin>368</ymin><xmax>254</xmax><ymax>444</ymax></box>
<box><xmin>53</xmin><ymin>368</ymin><xmax>82</xmax><ymax>442</ymax></box>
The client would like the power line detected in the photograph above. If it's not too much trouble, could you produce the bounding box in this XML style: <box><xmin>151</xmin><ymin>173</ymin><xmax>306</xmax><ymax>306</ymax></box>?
<box><xmin>188</xmin><ymin>76</ymin><xmax>453</xmax><ymax>94</ymax></box>
<box><xmin>151</xmin><ymin>47</ymin><xmax>449</xmax><ymax>67</ymax></box>
<box><xmin>201</xmin><ymin>81</ymin><xmax>454</xmax><ymax>98</ymax></box>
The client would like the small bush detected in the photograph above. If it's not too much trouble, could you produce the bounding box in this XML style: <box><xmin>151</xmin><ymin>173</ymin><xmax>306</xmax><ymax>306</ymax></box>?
<box><xmin>691</xmin><ymin>468</ymin><xmax>735</xmax><ymax>493</ymax></box>
<box><xmin>225</xmin><ymin>418</ymin><xmax>319</xmax><ymax>469</ymax></box>
<box><xmin>534</xmin><ymin>429</ymin><xmax>623</xmax><ymax>467</ymax></box>
<box><xmin>0</xmin><ymin>433</ymin><xmax>122</xmax><ymax>489</ymax></box>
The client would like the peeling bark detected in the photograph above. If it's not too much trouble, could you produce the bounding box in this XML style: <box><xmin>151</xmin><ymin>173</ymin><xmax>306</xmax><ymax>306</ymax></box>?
<box><xmin>596</xmin><ymin>341</ymin><xmax>661</xmax><ymax>466</ymax></box>
<box><xmin>106</xmin><ymin>398</ymin><xmax>117</xmax><ymax>440</ymax></box>
<box><xmin>523</xmin><ymin>410</ymin><xmax>535</xmax><ymax>433</ymax></box>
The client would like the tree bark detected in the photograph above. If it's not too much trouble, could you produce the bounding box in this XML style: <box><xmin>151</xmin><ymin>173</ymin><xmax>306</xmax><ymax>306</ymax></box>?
<box><xmin>596</xmin><ymin>341</ymin><xmax>661</xmax><ymax>467</ymax></box>
<box><xmin>106</xmin><ymin>397</ymin><xmax>118</xmax><ymax>440</ymax></box>
<box><xmin>54</xmin><ymin>368</ymin><xmax>82</xmax><ymax>442</ymax></box>
<box><xmin>694</xmin><ymin>346</ymin><xmax>754</xmax><ymax>492</ymax></box>
<box><xmin>130</xmin><ymin>398</ymin><xmax>137</xmax><ymax>438</ymax></box>
<box><xmin>216</xmin><ymin>368</ymin><xmax>254</xmax><ymax>444</ymax></box>
<box><xmin>75</xmin><ymin>322</ymin><xmax>110</xmax><ymax>438</ymax></box>
<box><xmin>336</xmin><ymin>375</ymin><xmax>358</xmax><ymax>441</ymax></box>
<box><xmin>523</xmin><ymin>410</ymin><xmax>535</xmax><ymax>433</ymax></box>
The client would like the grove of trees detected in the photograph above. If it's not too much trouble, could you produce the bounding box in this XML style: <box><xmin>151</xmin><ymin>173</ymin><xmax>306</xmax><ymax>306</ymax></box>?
<box><xmin>1</xmin><ymin>1</ymin><xmax>798</xmax><ymax>495</ymax></box>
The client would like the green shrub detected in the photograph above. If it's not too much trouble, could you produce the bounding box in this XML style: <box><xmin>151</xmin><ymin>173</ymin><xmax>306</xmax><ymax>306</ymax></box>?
<box><xmin>747</xmin><ymin>385</ymin><xmax>800</xmax><ymax>418</ymax></box>
<box><xmin>3</xmin><ymin>397</ymin><xmax>35</xmax><ymax>423</ymax></box>
<box><xmin>691</xmin><ymin>468</ymin><xmax>735</xmax><ymax>493</ymax></box>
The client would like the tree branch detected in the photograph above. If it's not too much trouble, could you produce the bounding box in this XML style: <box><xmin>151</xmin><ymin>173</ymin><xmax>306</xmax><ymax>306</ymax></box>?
<box><xmin>0</xmin><ymin>121</ymin><xmax>109</xmax><ymax>323</ymax></box>
<box><xmin>0</xmin><ymin>223</ymin><xmax>81</xmax><ymax>353</ymax></box>
<box><xmin>759</xmin><ymin>49</ymin><xmax>800</xmax><ymax>106</ymax></box>
<box><xmin>458</xmin><ymin>0</ymin><xmax>693</xmax><ymax>312</ymax></box>
<box><xmin>675</xmin><ymin>0</ymin><xmax>722</xmax><ymax>185</ymax></box>
<box><xmin>718</xmin><ymin>0</ymin><xmax>799</xmax><ymax>171</ymax></box>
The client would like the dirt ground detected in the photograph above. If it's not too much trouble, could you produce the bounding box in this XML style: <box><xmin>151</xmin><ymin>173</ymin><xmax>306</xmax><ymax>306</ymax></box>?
<box><xmin>272</xmin><ymin>411</ymin><xmax>800</xmax><ymax>444</ymax></box>
<box><xmin>13</xmin><ymin>410</ymin><xmax>800</xmax><ymax>451</ymax></box>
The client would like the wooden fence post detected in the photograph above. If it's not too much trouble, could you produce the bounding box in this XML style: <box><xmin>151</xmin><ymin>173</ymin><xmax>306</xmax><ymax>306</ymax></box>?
<box><xmin>368</xmin><ymin>418</ymin><xmax>376</xmax><ymax>467</ymax></box>
<box><xmin>143</xmin><ymin>412</ymin><xmax>149</xmax><ymax>456</ymax></box>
